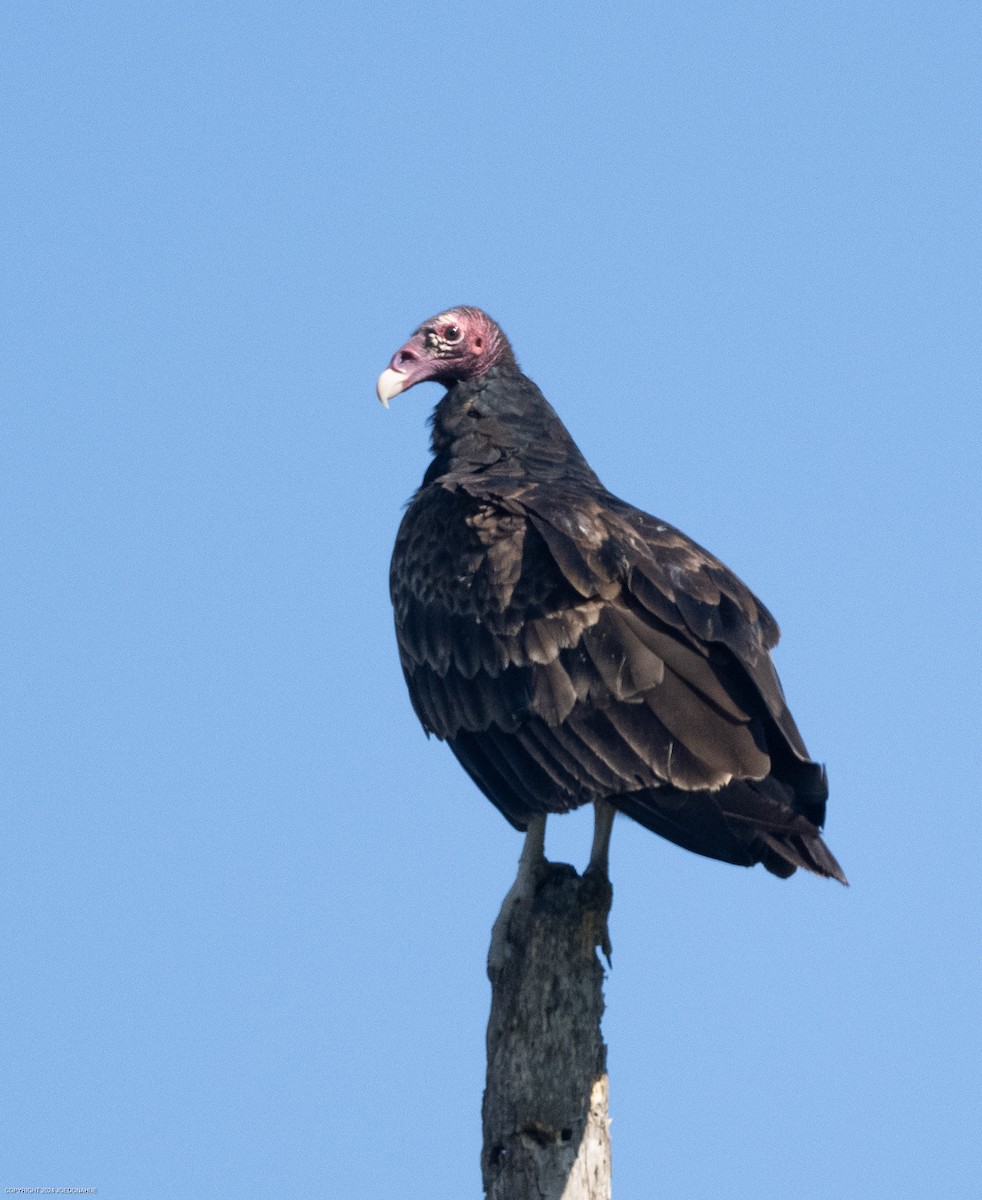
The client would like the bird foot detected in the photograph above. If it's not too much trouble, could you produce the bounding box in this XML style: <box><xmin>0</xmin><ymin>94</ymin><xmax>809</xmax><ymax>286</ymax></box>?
<box><xmin>582</xmin><ymin>862</ymin><xmax>614</xmax><ymax>966</ymax></box>
<box><xmin>488</xmin><ymin>816</ymin><xmax>547</xmax><ymax>972</ymax></box>
<box><xmin>488</xmin><ymin>856</ymin><xmax>545</xmax><ymax>973</ymax></box>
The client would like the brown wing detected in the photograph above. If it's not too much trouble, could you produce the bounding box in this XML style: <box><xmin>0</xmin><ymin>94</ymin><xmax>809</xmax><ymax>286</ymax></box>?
<box><xmin>522</xmin><ymin>490</ymin><xmax>812</xmax><ymax>757</ymax></box>
<box><xmin>391</xmin><ymin>474</ymin><xmax>841</xmax><ymax>880</ymax></box>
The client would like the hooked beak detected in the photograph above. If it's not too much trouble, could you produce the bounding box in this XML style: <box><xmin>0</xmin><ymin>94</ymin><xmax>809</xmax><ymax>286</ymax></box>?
<box><xmin>376</xmin><ymin>367</ymin><xmax>408</xmax><ymax>409</ymax></box>
<box><xmin>376</xmin><ymin>331</ymin><xmax>433</xmax><ymax>408</ymax></box>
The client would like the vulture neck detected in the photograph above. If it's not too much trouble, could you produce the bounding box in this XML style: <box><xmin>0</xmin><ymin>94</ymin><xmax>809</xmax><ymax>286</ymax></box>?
<box><xmin>427</xmin><ymin>365</ymin><xmax>603</xmax><ymax>486</ymax></box>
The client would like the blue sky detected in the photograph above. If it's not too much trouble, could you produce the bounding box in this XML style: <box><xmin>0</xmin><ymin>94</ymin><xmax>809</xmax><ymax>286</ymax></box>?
<box><xmin>3</xmin><ymin>2</ymin><xmax>979</xmax><ymax>1196</ymax></box>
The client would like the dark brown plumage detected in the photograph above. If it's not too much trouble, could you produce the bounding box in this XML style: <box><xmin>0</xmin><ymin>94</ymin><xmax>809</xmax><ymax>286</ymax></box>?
<box><xmin>380</xmin><ymin>307</ymin><xmax>846</xmax><ymax>884</ymax></box>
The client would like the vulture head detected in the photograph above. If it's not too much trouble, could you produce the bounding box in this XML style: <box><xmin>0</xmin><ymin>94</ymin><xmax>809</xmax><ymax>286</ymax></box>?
<box><xmin>377</xmin><ymin>307</ymin><xmax>513</xmax><ymax>406</ymax></box>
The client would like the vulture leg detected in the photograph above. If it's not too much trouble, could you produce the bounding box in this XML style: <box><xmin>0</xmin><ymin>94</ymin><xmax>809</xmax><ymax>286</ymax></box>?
<box><xmin>587</xmin><ymin>800</ymin><xmax>616</xmax><ymax>878</ymax></box>
<box><xmin>488</xmin><ymin>814</ymin><xmax>547</xmax><ymax>970</ymax></box>
<box><xmin>586</xmin><ymin>801</ymin><xmax>615</xmax><ymax>964</ymax></box>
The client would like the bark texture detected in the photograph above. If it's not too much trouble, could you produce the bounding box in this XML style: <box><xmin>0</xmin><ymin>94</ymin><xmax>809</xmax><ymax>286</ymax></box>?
<box><xmin>482</xmin><ymin>862</ymin><xmax>612</xmax><ymax>1200</ymax></box>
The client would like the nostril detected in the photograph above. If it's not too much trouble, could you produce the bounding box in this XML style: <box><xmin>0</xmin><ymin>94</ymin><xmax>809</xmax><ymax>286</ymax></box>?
<box><xmin>396</xmin><ymin>349</ymin><xmax>418</xmax><ymax>366</ymax></box>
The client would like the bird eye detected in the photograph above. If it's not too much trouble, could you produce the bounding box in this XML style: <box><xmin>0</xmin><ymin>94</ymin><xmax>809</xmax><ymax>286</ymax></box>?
<box><xmin>443</xmin><ymin>324</ymin><xmax>463</xmax><ymax>343</ymax></box>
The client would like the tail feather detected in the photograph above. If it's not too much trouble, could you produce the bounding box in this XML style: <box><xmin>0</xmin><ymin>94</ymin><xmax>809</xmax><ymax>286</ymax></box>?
<box><xmin>720</xmin><ymin>776</ymin><xmax>848</xmax><ymax>884</ymax></box>
<box><xmin>757</xmin><ymin>828</ymin><xmax>848</xmax><ymax>885</ymax></box>
<box><xmin>612</xmin><ymin>773</ymin><xmax>848</xmax><ymax>884</ymax></box>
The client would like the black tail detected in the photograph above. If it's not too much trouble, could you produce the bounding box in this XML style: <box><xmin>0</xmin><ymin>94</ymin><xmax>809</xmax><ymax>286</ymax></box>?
<box><xmin>612</xmin><ymin>774</ymin><xmax>848</xmax><ymax>885</ymax></box>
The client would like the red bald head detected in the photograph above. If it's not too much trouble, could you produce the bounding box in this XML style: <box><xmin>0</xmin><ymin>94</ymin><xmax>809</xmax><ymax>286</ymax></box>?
<box><xmin>377</xmin><ymin>307</ymin><xmax>514</xmax><ymax>406</ymax></box>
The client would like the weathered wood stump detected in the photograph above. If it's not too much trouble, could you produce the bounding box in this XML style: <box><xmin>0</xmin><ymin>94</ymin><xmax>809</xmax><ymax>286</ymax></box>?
<box><xmin>482</xmin><ymin>861</ymin><xmax>613</xmax><ymax>1200</ymax></box>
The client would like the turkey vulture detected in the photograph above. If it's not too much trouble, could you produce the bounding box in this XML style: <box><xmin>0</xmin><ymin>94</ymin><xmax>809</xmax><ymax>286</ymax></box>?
<box><xmin>379</xmin><ymin>307</ymin><xmax>846</xmax><ymax>886</ymax></box>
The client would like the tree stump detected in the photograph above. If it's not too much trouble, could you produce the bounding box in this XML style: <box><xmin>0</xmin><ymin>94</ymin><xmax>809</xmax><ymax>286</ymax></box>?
<box><xmin>482</xmin><ymin>861</ymin><xmax>613</xmax><ymax>1200</ymax></box>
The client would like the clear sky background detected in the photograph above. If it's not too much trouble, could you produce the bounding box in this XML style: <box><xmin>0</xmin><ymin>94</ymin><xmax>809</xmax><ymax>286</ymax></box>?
<box><xmin>3</xmin><ymin>2</ymin><xmax>979</xmax><ymax>1196</ymax></box>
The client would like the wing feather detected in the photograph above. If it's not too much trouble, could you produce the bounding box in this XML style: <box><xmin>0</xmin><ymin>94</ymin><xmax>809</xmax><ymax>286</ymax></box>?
<box><xmin>390</xmin><ymin>464</ymin><xmax>840</xmax><ymax>881</ymax></box>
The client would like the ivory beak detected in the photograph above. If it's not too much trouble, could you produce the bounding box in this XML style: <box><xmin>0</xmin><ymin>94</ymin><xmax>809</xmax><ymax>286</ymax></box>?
<box><xmin>376</xmin><ymin>367</ymin><xmax>409</xmax><ymax>408</ymax></box>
